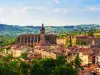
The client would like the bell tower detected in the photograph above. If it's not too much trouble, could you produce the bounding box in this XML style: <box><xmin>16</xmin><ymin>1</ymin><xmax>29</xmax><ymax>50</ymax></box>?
<box><xmin>40</xmin><ymin>23</ymin><xmax>45</xmax><ymax>44</ymax></box>
<box><xmin>40</xmin><ymin>23</ymin><xmax>45</xmax><ymax>34</ymax></box>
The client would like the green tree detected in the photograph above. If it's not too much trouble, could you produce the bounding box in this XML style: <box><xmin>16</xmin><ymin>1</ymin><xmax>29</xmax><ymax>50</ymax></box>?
<box><xmin>0</xmin><ymin>60</ymin><xmax>19</xmax><ymax>75</ymax></box>
<box><xmin>30</xmin><ymin>61</ymin><xmax>44</xmax><ymax>75</ymax></box>
<box><xmin>21</xmin><ymin>53</ymin><xmax>27</xmax><ymax>59</ymax></box>
<box><xmin>40</xmin><ymin>58</ymin><xmax>56</xmax><ymax>75</ymax></box>
<box><xmin>52</xmin><ymin>65</ymin><xmax>77</xmax><ymax>75</ymax></box>
<box><xmin>88</xmin><ymin>29</ymin><xmax>94</xmax><ymax>37</ymax></box>
<box><xmin>56</xmin><ymin>56</ymin><xmax>66</xmax><ymax>66</ymax></box>
<box><xmin>74</xmin><ymin>54</ymin><xmax>81</xmax><ymax>68</ymax></box>
<box><xmin>20</xmin><ymin>61</ymin><xmax>30</xmax><ymax>75</ymax></box>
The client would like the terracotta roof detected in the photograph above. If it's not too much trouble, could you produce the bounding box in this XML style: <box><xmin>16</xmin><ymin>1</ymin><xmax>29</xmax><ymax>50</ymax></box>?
<box><xmin>87</xmin><ymin>68</ymin><xmax>94</xmax><ymax>72</ymax></box>
<box><xmin>79</xmin><ymin>47</ymin><xmax>93</xmax><ymax>55</ymax></box>
<box><xmin>90</xmin><ymin>64</ymin><xmax>97</xmax><ymax>68</ymax></box>
<box><xmin>78</xmin><ymin>70</ymin><xmax>90</xmax><ymax>75</ymax></box>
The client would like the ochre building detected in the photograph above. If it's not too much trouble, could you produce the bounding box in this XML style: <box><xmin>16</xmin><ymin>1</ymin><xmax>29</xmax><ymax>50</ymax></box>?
<box><xmin>16</xmin><ymin>24</ymin><xmax>56</xmax><ymax>47</ymax></box>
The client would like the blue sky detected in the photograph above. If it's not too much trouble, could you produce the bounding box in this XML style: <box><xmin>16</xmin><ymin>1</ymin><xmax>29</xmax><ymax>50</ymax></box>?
<box><xmin>0</xmin><ymin>0</ymin><xmax>100</xmax><ymax>26</ymax></box>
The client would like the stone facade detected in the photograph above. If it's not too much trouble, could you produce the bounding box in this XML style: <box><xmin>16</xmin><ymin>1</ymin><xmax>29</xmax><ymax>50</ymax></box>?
<box><xmin>16</xmin><ymin>24</ymin><xmax>56</xmax><ymax>47</ymax></box>
<box><xmin>76</xmin><ymin>35</ymin><xmax>100</xmax><ymax>46</ymax></box>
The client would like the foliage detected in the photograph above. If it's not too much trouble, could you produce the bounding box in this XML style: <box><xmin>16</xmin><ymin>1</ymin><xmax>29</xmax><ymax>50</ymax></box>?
<box><xmin>0</xmin><ymin>35</ymin><xmax>15</xmax><ymax>46</ymax></box>
<box><xmin>0</xmin><ymin>24</ymin><xmax>99</xmax><ymax>37</ymax></box>
<box><xmin>88</xmin><ymin>29</ymin><xmax>94</xmax><ymax>37</ymax></box>
<box><xmin>52</xmin><ymin>65</ymin><xmax>77</xmax><ymax>75</ymax></box>
<box><xmin>74</xmin><ymin>54</ymin><xmax>81</xmax><ymax>68</ymax></box>
<box><xmin>21</xmin><ymin>53</ymin><xmax>27</xmax><ymax>59</ymax></box>
<box><xmin>30</xmin><ymin>60</ymin><xmax>44</xmax><ymax>75</ymax></box>
<box><xmin>20</xmin><ymin>61</ymin><xmax>30</xmax><ymax>75</ymax></box>
<box><xmin>56</xmin><ymin>56</ymin><xmax>66</xmax><ymax>66</ymax></box>
<box><xmin>0</xmin><ymin>55</ymin><xmax>77</xmax><ymax>75</ymax></box>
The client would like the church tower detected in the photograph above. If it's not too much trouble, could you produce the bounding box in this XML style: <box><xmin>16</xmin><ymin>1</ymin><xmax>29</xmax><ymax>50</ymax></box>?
<box><xmin>40</xmin><ymin>23</ymin><xmax>45</xmax><ymax>44</ymax></box>
<box><xmin>40</xmin><ymin>23</ymin><xmax>45</xmax><ymax>34</ymax></box>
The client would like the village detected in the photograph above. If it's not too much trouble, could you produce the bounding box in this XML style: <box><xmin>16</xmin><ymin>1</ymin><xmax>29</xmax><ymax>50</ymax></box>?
<box><xmin>0</xmin><ymin>24</ymin><xmax>100</xmax><ymax>75</ymax></box>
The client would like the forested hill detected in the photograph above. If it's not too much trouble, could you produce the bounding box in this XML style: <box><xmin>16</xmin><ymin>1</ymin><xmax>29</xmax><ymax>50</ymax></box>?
<box><xmin>0</xmin><ymin>24</ymin><xmax>100</xmax><ymax>37</ymax></box>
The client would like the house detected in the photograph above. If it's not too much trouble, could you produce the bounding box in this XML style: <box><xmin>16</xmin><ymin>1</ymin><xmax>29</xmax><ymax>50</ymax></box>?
<box><xmin>40</xmin><ymin>50</ymin><xmax>56</xmax><ymax>59</ymax></box>
<box><xmin>11</xmin><ymin>45</ymin><xmax>29</xmax><ymax>57</ymax></box>
<box><xmin>34</xmin><ymin>45</ymin><xmax>68</xmax><ymax>59</ymax></box>
<box><xmin>95</xmin><ymin>54</ymin><xmax>100</xmax><ymax>64</ymax></box>
<box><xmin>79</xmin><ymin>52</ymin><xmax>89</xmax><ymax>66</ymax></box>
<box><xmin>67</xmin><ymin>46</ymin><xmax>93</xmax><ymax>66</ymax></box>
<box><xmin>56</xmin><ymin>38</ymin><xmax>66</xmax><ymax>45</ymax></box>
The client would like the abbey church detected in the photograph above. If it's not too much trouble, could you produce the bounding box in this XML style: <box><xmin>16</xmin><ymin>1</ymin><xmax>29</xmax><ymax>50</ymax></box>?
<box><xmin>16</xmin><ymin>24</ymin><xmax>57</xmax><ymax>47</ymax></box>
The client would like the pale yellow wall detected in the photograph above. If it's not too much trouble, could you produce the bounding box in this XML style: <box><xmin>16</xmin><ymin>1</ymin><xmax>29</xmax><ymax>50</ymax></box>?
<box><xmin>40</xmin><ymin>50</ymin><xmax>56</xmax><ymax>59</ymax></box>
<box><xmin>56</xmin><ymin>38</ymin><xmax>66</xmax><ymax>45</ymax></box>
<box><xmin>13</xmin><ymin>50</ymin><xmax>21</xmax><ymax>57</ymax></box>
<box><xmin>11</xmin><ymin>46</ymin><xmax>28</xmax><ymax>57</ymax></box>
<box><xmin>79</xmin><ymin>52</ymin><xmax>89</xmax><ymax>66</ymax></box>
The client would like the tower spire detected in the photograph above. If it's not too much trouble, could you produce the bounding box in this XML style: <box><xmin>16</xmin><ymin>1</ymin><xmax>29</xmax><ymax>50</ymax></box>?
<box><xmin>40</xmin><ymin>23</ymin><xmax>45</xmax><ymax>34</ymax></box>
<box><xmin>42</xmin><ymin>23</ymin><xmax>44</xmax><ymax>27</ymax></box>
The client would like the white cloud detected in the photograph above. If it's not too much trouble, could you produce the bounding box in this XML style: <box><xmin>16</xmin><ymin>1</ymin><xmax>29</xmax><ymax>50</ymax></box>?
<box><xmin>88</xmin><ymin>7</ymin><xmax>100</xmax><ymax>11</ymax></box>
<box><xmin>52</xmin><ymin>8</ymin><xmax>68</xmax><ymax>14</ymax></box>
<box><xmin>0</xmin><ymin>8</ymin><xmax>4</xmax><ymax>13</ymax></box>
<box><xmin>47</xmin><ymin>0</ymin><xmax>60</xmax><ymax>4</ymax></box>
<box><xmin>21</xmin><ymin>6</ymin><xmax>32</xmax><ymax>12</ymax></box>
<box><xmin>35</xmin><ymin>6</ymin><xmax>48</xmax><ymax>10</ymax></box>
<box><xmin>21</xmin><ymin>6</ymin><xmax>48</xmax><ymax>13</ymax></box>
<box><xmin>54</xmin><ymin>0</ymin><xmax>60</xmax><ymax>4</ymax></box>
<box><xmin>0</xmin><ymin>5</ymin><xmax>68</xmax><ymax>25</ymax></box>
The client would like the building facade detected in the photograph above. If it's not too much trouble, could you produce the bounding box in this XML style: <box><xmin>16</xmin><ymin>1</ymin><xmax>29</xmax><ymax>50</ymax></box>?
<box><xmin>56</xmin><ymin>38</ymin><xmax>66</xmax><ymax>45</ymax></box>
<box><xmin>11</xmin><ymin>45</ymin><xmax>29</xmax><ymax>57</ymax></box>
<box><xmin>16</xmin><ymin>24</ymin><xmax>57</xmax><ymax>47</ymax></box>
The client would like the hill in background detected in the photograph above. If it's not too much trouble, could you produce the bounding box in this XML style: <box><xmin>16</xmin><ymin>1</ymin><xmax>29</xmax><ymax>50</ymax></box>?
<box><xmin>0</xmin><ymin>24</ymin><xmax>100</xmax><ymax>37</ymax></box>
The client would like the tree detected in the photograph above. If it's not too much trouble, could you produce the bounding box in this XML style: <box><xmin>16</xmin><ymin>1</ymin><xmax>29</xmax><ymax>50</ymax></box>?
<box><xmin>74</xmin><ymin>54</ymin><xmax>81</xmax><ymax>68</ymax></box>
<box><xmin>56</xmin><ymin>56</ymin><xmax>66</xmax><ymax>66</ymax></box>
<box><xmin>52</xmin><ymin>65</ymin><xmax>77</xmax><ymax>75</ymax></box>
<box><xmin>0</xmin><ymin>60</ymin><xmax>19</xmax><ymax>75</ymax></box>
<box><xmin>88</xmin><ymin>29</ymin><xmax>94</xmax><ymax>37</ymax></box>
<box><xmin>20</xmin><ymin>61</ymin><xmax>30</xmax><ymax>75</ymax></box>
<box><xmin>40</xmin><ymin>58</ymin><xmax>56</xmax><ymax>75</ymax></box>
<box><xmin>21</xmin><ymin>53</ymin><xmax>27</xmax><ymax>59</ymax></box>
<box><xmin>30</xmin><ymin>62</ymin><xmax>44</xmax><ymax>75</ymax></box>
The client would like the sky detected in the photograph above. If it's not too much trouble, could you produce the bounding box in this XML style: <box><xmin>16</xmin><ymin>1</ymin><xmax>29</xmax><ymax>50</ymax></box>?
<box><xmin>0</xmin><ymin>0</ymin><xmax>100</xmax><ymax>26</ymax></box>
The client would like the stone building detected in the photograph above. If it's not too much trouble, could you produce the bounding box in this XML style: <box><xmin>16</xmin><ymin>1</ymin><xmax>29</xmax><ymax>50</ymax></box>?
<box><xmin>56</xmin><ymin>38</ymin><xmax>66</xmax><ymax>45</ymax></box>
<box><xmin>76</xmin><ymin>35</ymin><xmax>100</xmax><ymax>46</ymax></box>
<box><xmin>16</xmin><ymin>24</ymin><xmax>56</xmax><ymax>47</ymax></box>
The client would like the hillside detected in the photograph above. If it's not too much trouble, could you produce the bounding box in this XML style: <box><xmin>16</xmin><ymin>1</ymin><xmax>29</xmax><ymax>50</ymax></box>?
<box><xmin>0</xmin><ymin>24</ymin><xmax>100</xmax><ymax>37</ymax></box>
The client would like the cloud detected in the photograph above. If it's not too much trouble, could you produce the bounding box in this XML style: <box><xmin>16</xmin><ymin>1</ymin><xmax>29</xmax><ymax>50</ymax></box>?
<box><xmin>89</xmin><ymin>7</ymin><xmax>100</xmax><ymax>11</ymax></box>
<box><xmin>21</xmin><ymin>6</ymin><xmax>48</xmax><ymax>13</ymax></box>
<box><xmin>52</xmin><ymin>8</ymin><xmax>68</xmax><ymax>14</ymax></box>
<box><xmin>35</xmin><ymin>6</ymin><xmax>48</xmax><ymax>10</ymax></box>
<box><xmin>53</xmin><ymin>0</ymin><xmax>60</xmax><ymax>4</ymax></box>
<box><xmin>0</xmin><ymin>8</ymin><xmax>4</xmax><ymax>13</ymax></box>
<box><xmin>21</xmin><ymin>6</ymin><xmax>31</xmax><ymax>12</ymax></box>
<box><xmin>20</xmin><ymin>6</ymin><xmax>68</xmax><ymax>15</ymax></box>
<box><xmin>47</xmin><ymin>0</ymin><xmax>60</xmax><ymax>4</ymax></box>
<box><xmin>88</xmin><ymin>6</ymin><xmax>100</xmax><ymax>12</ymax></box>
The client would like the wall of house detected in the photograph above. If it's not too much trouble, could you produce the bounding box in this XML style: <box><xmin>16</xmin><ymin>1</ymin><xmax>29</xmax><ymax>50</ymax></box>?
<box><xmin>56</xmin><ymin>38</ymin><xmax>66</xmax><ymax>45</ymax></box>
<box><xmin>79</xmin><ymin>52</ymin><xmax>89</xmax><ymax>66</ymax></box>
<box><xmin>40</xmin><ymin>50</ymin><xmax>56</xmax><ymax>59</ymax></box>
<box><xmin>12</xmin><ymin>46</ymin><xmax>28</xmax><ymax>57</ymax></box>
<box><xmin>95</xmin><ymin>56</ymin><xmax>100</xmax><ymax>64</ymax></box>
